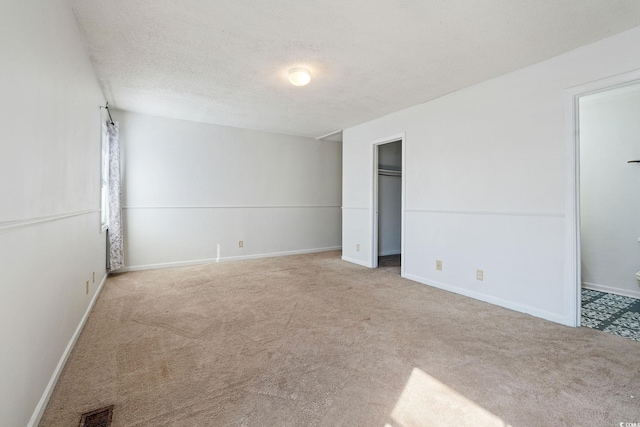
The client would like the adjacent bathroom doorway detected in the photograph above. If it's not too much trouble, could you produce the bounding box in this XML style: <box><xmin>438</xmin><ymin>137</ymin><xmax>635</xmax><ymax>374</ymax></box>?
<box><xmin>574</xmin><ymin>78</ymin><xmax>640</xmax><ymax>339</ymax></box>
<box><xmin>372</xmin><ymin>137</ymin><xmax>404</xmax><ymax>275</ymax></box>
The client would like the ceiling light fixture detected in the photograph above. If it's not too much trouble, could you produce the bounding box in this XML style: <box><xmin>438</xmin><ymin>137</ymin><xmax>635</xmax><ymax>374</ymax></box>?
<box><xmin>288</xmin><ymin>67</ymin><xmax>311</xmax><ymax>86</ymax></box>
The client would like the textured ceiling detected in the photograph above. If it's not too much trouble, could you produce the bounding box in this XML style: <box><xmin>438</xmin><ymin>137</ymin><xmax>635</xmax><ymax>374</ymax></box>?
<box><xmin>72</xmin><ymin>0</ymin><xmax>640</xmax><ymax>139</ymax></box>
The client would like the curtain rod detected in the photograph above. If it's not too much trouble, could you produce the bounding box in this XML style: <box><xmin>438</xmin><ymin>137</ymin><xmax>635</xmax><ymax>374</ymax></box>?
<box><xmin>100</xmin><ymin>102</ymin><xmax>115</xmax><ymax>125</ymax></box>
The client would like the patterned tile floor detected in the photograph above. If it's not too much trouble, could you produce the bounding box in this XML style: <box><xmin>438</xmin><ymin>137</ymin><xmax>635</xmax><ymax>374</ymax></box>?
<box><xmin>581</xmin><ymin>289</ymin><xmax>640</xmax><ymax>341</ymax></box>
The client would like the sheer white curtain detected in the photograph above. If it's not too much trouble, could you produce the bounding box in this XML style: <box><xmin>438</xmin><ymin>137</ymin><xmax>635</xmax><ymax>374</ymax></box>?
<box><xmin>107</xmin><ymin>121</ymin><xmax>124</xmax><ymax>270</ymax></box>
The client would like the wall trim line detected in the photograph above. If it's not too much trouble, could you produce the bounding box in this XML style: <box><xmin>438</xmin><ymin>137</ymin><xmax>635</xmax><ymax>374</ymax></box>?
<box><xmin>582</xmin><ymin>282</ymin><xmax>640</xmax><ymax>299</ymax></box>
<box><xmin>120</xmin><ymin>246</ymin><xmax>342</xmax><ymax>272</ymax></box>
<box><xmin>0</xmin><ymin>209</ymin><xmax>100</xmax><ymax>232</ymax></box>
<box><xmin>122</xmin><ymin>205</ymin><xmax>341</xmax><ymax>210</ymax></box>
<box><xmin>405</xmin><ymin>209</ymin><xmax>564</xmax><ymax>217</ymax></box>
<box><xmin>28</xmin><ymin>272</ymin><xmax>109</xmax><ymax>427</ymax></box>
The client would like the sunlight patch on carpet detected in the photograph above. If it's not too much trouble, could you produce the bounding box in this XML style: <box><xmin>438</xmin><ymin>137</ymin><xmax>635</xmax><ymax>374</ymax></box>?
<box><xmin>391</xmin><ymin>368</ymin><xmax>511</xmax><ymax>427</ymax></box>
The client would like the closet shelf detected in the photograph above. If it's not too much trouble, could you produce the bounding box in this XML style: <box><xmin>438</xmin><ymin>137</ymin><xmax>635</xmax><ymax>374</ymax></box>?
<box><xmin>378</xmin><ymin>168</ymin><xmax>402</xmax><ymax>177</ymax></box>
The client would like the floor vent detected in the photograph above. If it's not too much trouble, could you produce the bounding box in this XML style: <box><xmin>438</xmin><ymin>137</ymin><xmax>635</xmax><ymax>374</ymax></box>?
<box><xmin>78</xmin><ymin>405</ymin><xmax>114</xmax><ymax>427</ymax></box>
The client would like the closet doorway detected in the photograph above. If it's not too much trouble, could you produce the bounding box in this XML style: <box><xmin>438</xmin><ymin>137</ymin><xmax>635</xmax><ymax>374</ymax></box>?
<box><xmin>372</xmin><ymin>137</ymin><xmax>404</xmax><ymax>275</ymax></box>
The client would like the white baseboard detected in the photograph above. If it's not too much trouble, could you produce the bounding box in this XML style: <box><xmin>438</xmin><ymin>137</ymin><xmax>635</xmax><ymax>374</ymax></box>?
<box><xmin>582</xmin><ymin>282</ymin><xmax>640</xmax><ymax>299</ymax></box>
<box><xmin>28</xmin><ymin>272</ymin><xmax>109</xmax><ymax>427</ymax></box>
<box><xmin>403</xmin><ymin>273</ymin><xmax>572</xmax><ymax>326</ymax></box>
<box><xmin>119</xmin><ymin>246</ymin><xmax>342</xmax><ymax>272</ymax></box>
<box><xmin>341</xmin><ymin>255</ymin><xmax>372</xmax><ymax>268</ymax></box>
<box><xmin>378</xmin><ymin>250</ymin><xmax>401</xmax><ymax>256</ymax></box>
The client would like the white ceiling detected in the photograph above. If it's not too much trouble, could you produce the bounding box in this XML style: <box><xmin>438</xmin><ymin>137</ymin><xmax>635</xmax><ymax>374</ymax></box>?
<box><xmin>72</xmin><ymin>1</ymin><xmax>640</xmax><ymax>139</ymax></box>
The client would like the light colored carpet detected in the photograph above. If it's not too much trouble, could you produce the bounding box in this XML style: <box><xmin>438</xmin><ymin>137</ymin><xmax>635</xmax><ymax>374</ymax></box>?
<box><xmin>40</xmin><ymin>251</ymin><xmax>640</xmax><ymax>426</ymax></box>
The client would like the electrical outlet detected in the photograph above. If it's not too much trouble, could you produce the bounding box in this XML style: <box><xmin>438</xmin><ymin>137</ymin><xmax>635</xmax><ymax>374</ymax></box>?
<box><xmin>239</xmin><ymin>240</ymin><xmax>243</xmax><ymax>248</ymax></box>
<box><xmin>476</xmin><ymin>269</ymin><xmax>484</xmax><ymax>281</ymax></box>
<box><xmin>356</xmin><ymin>244</ymin><xmax>360</xmax><ymax>252</ymax></box>
<box><xmin>86</xmin><ymin>281</ymin><xmax>89</xmax><ymax>295</ymax></box>
<box><xmin>436</xmin><ymin>260</ymin><xmax>442</xmax><ymax>271</ymax></box>
<box><xmin>92</xmin><ymin>272</ymin><xmax>95</xmax><ymax>283</ymax></box>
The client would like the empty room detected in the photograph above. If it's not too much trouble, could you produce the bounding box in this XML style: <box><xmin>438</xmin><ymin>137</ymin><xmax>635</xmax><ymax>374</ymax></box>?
<box><xmin>3</xmin><ymin>1</ymin><xmax>640</xmax><ymax>426</ymax></box>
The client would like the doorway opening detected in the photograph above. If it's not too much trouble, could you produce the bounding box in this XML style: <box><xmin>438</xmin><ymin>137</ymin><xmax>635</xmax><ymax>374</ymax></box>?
<box><xmin>372</xmin><ymin>137</ymin><xmax>404</xmax><ymax>275</ymax></box>
<box><xmin>568</xmin><ymin>71</ymin><xmax>640</xmax><ymax>340</ymax></box>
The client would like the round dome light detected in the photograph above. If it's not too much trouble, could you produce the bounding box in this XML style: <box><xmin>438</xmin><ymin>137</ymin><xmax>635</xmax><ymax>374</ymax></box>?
<box><xmin>288</xmin><ymin>67</ymin><xmax>311</xmax><ymax>86</ymax></box>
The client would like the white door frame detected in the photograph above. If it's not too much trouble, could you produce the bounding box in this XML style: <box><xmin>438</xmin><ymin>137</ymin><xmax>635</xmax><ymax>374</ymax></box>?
<box><xmin>370</xmin><ymin>133</ymin><xmax>406</xmax><ymax>275</ymax></box>
<box><xmin>564</xmin><ymin>69</ymin><xmax>640</xmax><ymax>327</ymax></box>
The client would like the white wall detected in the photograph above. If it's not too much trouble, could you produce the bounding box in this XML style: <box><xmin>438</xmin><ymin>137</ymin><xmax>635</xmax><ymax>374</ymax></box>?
<box><xmin>342</xmin><ymin>26</ymin><xmax>640</xmax><ymax>326</ymax></box>
<box><xmin>116</xmin><ymin>111</ymin><xmax>342</xmax><ymax>269</ymax></box>
<box><xmin>0</xmin><ymin>1</ymin><xmax>107</xmax><ymax>425</ymax></box>
<box><xmin>580</xmin><ymin>84</ymin><xmax>640</xmax><ymax>298</ymax></box>
<box><xmin>378</xmin><ymin>141</ymin><xmax>402</xmax><ymax>256</ymax></box>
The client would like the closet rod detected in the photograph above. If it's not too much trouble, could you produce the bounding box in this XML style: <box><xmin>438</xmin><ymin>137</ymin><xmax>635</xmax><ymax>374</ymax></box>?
<box><xmin>100</xmin><ymin>102</ymin><xmax>115</xmax><ymax>125</ymax></box>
